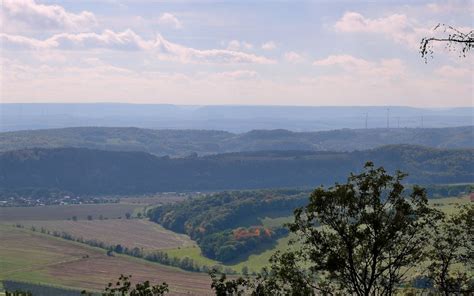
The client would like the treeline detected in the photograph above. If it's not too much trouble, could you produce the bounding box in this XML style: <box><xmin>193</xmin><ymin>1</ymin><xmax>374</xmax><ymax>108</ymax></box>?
<box><xmin>200</xmin><ymin>227</ymin><xmax>288</xmax><ymax>262</ymax></box>
<box><xmin>2</xmin><ymin>280</ymin><xmax>83</xmax><ymax>296</ymax></box>
<box><xmin>1</xmin><ymin>126</ymin><xmax>472</xmax><ymax>157</ymax></box>
<box><xmin>15</xmin><ymin>224</ymin><xmax>233</xmax><ymax>274</ymax></box>
<box><xmin>424</xmin><ymin>184</ymin><xmax>473</xmax><ymax>198</ymax></box>
<box><xmin>1</xmin><ymin>145</ymin><xmax>472</xmax><ymax>196</ymax></box>
<box><xmin>149</xmin><ymin>190</ymin><xmax>307</xmax><ymax>262</ymax></box>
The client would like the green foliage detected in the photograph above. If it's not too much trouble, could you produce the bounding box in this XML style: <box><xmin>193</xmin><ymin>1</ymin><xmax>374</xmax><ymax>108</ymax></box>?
<box><xmin>209</xmin><ymin>270</ymin><xmax>249</xmax><ymax>296</ymax></box>
<box><xmin>81</xmin><ymin>274</ymin><xmax>168</xmax><ymax>296</ymax></box>
<box><xmin>426</xmin><ymin>204</ymin><xmax>474</xmax><ymax>295</ymax></box>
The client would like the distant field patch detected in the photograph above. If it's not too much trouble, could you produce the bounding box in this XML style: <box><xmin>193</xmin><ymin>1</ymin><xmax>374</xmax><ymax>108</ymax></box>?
<box><xmin>0</xmin><ymin>203</ymin><xmax>141</xmax><ymax>222</ymax></box>
<box><xmin>19</xmin><ymin>219</ymin><xmax>195</xmax><ymax>251</ymax></box>
<box><xmin>429</xmin><ymin>195</ymin><xmax>471</xmax><ymax>215</ymax></box>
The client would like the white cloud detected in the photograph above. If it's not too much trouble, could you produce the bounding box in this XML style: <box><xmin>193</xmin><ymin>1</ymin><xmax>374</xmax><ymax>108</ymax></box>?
<box><xmin>334</xmin><ymin>12</ymin><xmax>430</xmax><ymax>49</ymax></box>
<box><xmin>313</xmin><ymin>54</ymin><xmax>406</xmax><ymax>78</ymax></box>
<box><xmin>1</xmin><ymin>30</ymin><xmax>275</xmax><ymax>64</ymax></box>
<box><xmin>225</xmin><ymin>40</ymin><xmax>253</xmax><ymax>51</ymax></box>
<box><xmin>154</xmin><ymin>34</ymin><xmax>274</xmax><ymax>64</ymax></box>
<box><xmin>211</xmin><ymin>70</ymin><xmax>259</xmax><ymax>79</ymax></box>
<box><xmin>158</xmin><ymin>13</ymin><xmax>182</xmax><ymax>29</ymax></box>
<box><xmin>313</xmin><ymin>54</ymin><xmax>371</xmax><ymax>69</ymax></box>
<box><xmin>0</xmin><ymin>30</ymin><xmax>152</xmax><ymax>51</ymax></box>
<box><xmin>426</xmin><ymin>1</ymin><xmax>474</xmax><ymax>14</ymax></box>
<box><xmin>261</xmin><ymin>41</ymin><xmax>276</xmax><ymax>50</ymax></box>
<box><xmin>283</xmin><ymin>51</ymin><xmax>303</xmax><ymax>63</ymax></box>
<box><xmin>434</xmin><ymin>65</ymin><xmax>472</xmax><ymax>79</ymax></box>
<box><xmin>1</xmin><ymin>0</ymin><xmax>97</xmax><ymax>31</ymax></box>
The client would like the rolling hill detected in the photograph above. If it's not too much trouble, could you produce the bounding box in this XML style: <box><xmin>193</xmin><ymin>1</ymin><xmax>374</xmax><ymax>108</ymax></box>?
<box><xmin>0</xmin><ymin>126</ymin><xmax>472</xmax><ymax>157</ymax></box>
<box><xmin>0</xmin><ymin>145</ymin><xmax>472</xmax><ymax>195</ymax></box>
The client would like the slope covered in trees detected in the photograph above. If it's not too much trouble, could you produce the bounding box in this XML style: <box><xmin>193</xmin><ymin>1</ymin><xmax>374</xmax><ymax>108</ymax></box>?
<box><xmin>148</xmin><ymin>190</ymin><xmax>308</xmax><ymax>262</ymax></box>
<box><xmin>0</xmin><ymin>145</ymin><xmax>472</xmax><ymax>196</ymax></box>
<box><xmin>0</xmin><ymin>126</ymin><xmax>472</xmax><ymax>157</ymax></box>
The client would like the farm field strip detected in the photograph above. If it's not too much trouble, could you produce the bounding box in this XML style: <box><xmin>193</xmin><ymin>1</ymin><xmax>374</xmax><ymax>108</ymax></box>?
<box><xmin>0</xmin><ymin>225</ymin><xmax>211</xmax><ymax>295</ymax></box>
<box><xmin>17</xmin><ymin>219</ymin><xmax>195</xmax><ymax>251</ymax></box>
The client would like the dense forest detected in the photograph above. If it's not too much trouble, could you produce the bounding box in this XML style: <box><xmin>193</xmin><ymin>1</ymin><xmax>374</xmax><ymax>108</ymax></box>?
<box><xmin>148</xmin><ymin>190</ymin><xmax>308</xmax><ymax>262</ymax></box>
<box><xmin>0</xmin><ymin>126</ymin><xmax>472</xmax><ymax>157</ymax></box>
<box><xmin>0</xmin><ymin>145</ymin><xmax>472</xmax><ymax>196</ymax></box>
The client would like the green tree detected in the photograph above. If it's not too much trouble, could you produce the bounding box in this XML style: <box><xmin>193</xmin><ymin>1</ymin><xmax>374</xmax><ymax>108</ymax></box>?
<box><xmin>210</xmin><ymin>163</ymin><xmax>439</xmax><ymax>295</ymax></box>
<box><xmin>209</xmin><ymin>270</ymin><xmax>249</xmax><ymax>296</ymax></box>
<box><xmin>426</xmin><ymin>204</ymin><xmax>474</xmax><ymax>295</ymax></box>
<box><xmin>241</xmin><ymin>266</ymin><xmax>249</xmax><ymax>276</ymax></box>
<box><xmin>81</xmin><ymin>274</ymin><xmax>168</xmax><ymax>296</ymax></box>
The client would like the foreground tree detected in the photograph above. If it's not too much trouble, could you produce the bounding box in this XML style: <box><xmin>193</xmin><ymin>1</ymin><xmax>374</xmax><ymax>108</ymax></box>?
<box><xmin>81</xmin><ymin>274</ymin><xmax>168</xmax><ymax>296</ymax></box>
<box><xmin>212</xmin><ymin>163</ymin><xmax>439</xmax><ymax>295</ymax></box>
<box><xmin>426</xmin><ymin>204</ymin><xmax>474</xmax><ymax>295</ymax></box>
<box><xmin>420</xmin><ymin>24</ymin><xmax>473</xmax><ymax>62</ymax></box>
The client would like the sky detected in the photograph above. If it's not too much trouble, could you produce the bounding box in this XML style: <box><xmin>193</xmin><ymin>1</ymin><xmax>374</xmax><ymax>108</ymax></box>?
<box><xmin>0</xmin><ymin>0</ymin><xmax>473</xmax><ymax>107</ymax></box>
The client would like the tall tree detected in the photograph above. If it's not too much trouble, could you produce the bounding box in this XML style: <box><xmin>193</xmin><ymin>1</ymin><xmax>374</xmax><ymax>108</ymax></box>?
<box><xmin>81</xmin><ymin>274</ymin><xmax>168</xmax><ymax>296</ymax></box>
<box><xmin>426</xmin><ymin>204</ymin><xmax>474</xmax><ymax>295</ymax></box>
<box><xmin>211</xmin><ymin>163</ymin><xmax>439</xmax><ymax>295</ymax></box>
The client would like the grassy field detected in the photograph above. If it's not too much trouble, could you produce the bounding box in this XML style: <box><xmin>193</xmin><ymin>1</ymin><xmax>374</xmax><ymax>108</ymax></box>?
<box><xmin>0</xmin><ymin>225</ymin><xmax>211</xmax><ymax>295</ymax></box>
<box><xmin>428</xmin><ymin>195</ymin><xmax>471</xmax><ymax>215</ymax></box>
<box><xmin>18</xmin><ymin>219</ymin><xmax>195</xmax><ymax>251</ymax></box>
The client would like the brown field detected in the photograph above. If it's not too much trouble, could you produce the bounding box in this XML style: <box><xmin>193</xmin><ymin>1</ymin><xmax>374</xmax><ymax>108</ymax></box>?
<box><xmin>0</xmin><ymin>225</ymin><xmax>212</xmax><ymax>295</ymax></box>
<box><xmin>0</xmin><ymin>203</ymin><xmax>141</xmax><ymax>222</ymax></box>
<box><xmin>19</xmin><ymin>219</ymin><xmax>195</xmax><ymax>251</ymax></box>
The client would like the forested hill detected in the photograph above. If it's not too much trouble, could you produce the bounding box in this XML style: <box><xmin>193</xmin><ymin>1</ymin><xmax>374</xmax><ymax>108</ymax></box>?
<box><xmin>0</xmin><ymin>126</ymin><xmax>472</xmax><ymax>157</ymax></box>
<box><xmin>0</xmin><ymin>145</ymin><xmax>472</xmax><ymax>195</ymax></box>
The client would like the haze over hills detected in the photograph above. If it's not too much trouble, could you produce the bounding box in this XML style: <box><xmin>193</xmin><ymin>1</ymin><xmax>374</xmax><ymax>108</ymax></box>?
<box><xmin>0</xmin><ymin>126</ymin><xmax>472</xmax><ymax>157</ymax></box>
<box><xmin>1</xmin><ymin>104</ymin><xmax>472</xmax><ymax>132</ymax></box>
<box><xmin>1</xmin><ymin>145</ymin><xmax>472</xmax><ymax>195</ymax></box>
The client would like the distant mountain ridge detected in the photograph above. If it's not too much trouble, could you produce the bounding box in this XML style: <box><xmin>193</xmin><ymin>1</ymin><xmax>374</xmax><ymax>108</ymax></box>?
<box><xmin>0</xmin><ymin>145</ymin><xmax>472</xmax><ymax>195</ymax></box>
<box><xmin>0</xmin><ymin>126</ymin><xmax>472</xmax><ymax>157</ymax></box>
<box><xmin>1</xmin><ymin>104</ymin><xmax>472</xmax><ymax>132</ymax></box>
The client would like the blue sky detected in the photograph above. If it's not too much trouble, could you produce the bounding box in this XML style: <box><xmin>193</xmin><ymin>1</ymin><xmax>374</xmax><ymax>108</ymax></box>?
<box><xmin>1</xmin><ymin>0</ymin><xmax>472</xmax><ymax>106</ymax></box>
